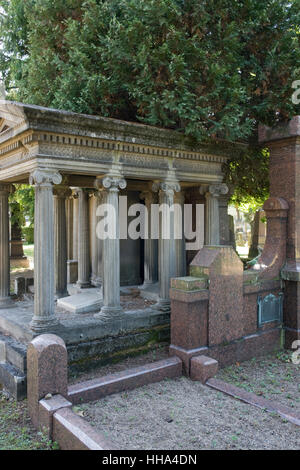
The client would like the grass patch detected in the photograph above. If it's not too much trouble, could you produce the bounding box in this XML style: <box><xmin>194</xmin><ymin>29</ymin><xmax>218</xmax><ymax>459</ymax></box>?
<box><xmin>0</xmin><ymin>392</ymin><xmax>57</xmax><ymax>450</ymax></box>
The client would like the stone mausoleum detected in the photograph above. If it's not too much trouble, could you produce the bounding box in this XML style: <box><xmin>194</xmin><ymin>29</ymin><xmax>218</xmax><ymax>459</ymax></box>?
<box><xmin>0</xmin><ymin>101</ymin><xmax>299</xmax><ymax>399</ymax></box>
<box><xmin>0</xmin><ymin>100</ymin><xmax>239</xmax><ymax>397</ymax></box>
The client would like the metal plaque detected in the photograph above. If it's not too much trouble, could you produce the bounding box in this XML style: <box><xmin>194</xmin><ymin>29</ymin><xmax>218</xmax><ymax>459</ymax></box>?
<box><xmin>257</xmin><ymin>293</ymin><xmax>283</xmax><ymax>327</ymax></box>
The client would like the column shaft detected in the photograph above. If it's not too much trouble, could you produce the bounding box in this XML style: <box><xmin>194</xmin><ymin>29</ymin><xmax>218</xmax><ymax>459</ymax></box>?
<box><xmin>205</xmin><ymin>184</ymin><xmax>228</xmax><ymax>245</ymax></box>
<box><xmin>140</xmin><ymin>190</ymin><xmax>158</xmax><ymax>287</ymax></box>
<box><xmin>29</xmin><ymin>169</ymin><xmax>62</xmax><ymax>332</ymax></box>
<box><xmin>0</xmin><ymin>183</ymin><xmax>13</xmax><ymax>307</ymax></box>
<box><xmin>66</xmin><ymin>196</ymin><xmax>74</xmax><ymax>260</ymax></box>
<box><xmin>54</xmin><ymin>187</ymin><xmax>71</xmax><ymax>298</ymax></box>
<box><xmin>174</xmin><ymin>191</ymin><xmax>186</xmax><ymax>277</ymax></box>
<box><xmin>153</xmin><ymin>181</ymin><xmax>180</xmax><ymax>311</ymax></box>
<box><xmin>76</xmin><ymin>189</ymin><xmax>91</xmax><ymax>288</ymax></box>
<box><xmin>73</xmin><ymin>194</ymin><xmax>79</xmax><ymax>261</ymax></box>
<box><xmin>95</xmin><ymin>176</ymin><xmax>126</xmax><ymax>319</ymax></box>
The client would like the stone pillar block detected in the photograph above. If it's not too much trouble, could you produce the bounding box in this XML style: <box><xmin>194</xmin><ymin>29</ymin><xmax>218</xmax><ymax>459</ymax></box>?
<box><xmin>169</xmin><ymin>276</ymin><xmax>209</xmax><ymax>375</ymax></box>
<box><xmin>190</xmin><ymin>355</ymin><xmax>218</xmax><ymax>383</ymax></box>
<box><xmin>27</xmin><ymin>334</ymin><xmax>68</xmax><ymax>428</ymax></box>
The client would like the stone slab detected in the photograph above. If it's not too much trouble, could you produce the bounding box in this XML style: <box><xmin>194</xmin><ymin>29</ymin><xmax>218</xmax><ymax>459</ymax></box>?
<box><xmin>68</xmin><ymin>356</ymin><xmax>182</xmax><ymax>405</ymax></box>
<box><xmin>57</xmin><ymin>292</ymin><xmax>103</xmax><ymax>314</ymax></box>
<box><xmin>0</xmin><ymin>362</ymin><xmax>26</xmax><ymax>400</ymax></box>
<box><xmin>0</xmin><ymin>333</ymin><xmax>27</xmax><ymax>372</ymax></box>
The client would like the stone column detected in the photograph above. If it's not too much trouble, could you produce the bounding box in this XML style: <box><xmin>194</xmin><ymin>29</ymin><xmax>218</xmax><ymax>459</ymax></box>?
<box><xmin>94</xmin><ymin>191</ymin><xmax>103</xmax><ymax>288</ymax></box>
<box><xmin>140</xmin><ymin>189</ymin><xmax>158</xmax><ymax>288</ymax></box>
<box><xmin>153</xmin><ymin>181</ymin><xmax>180</xmax><ymax>312</ymax></box>
<box><xmin>205</xmin><ymin>183</ymin><xmax>228</xmax><ymax>245</ymax></box>
<box><xmin>174</xmin><ymin>191</ymin><xmax>186</xmax><ymax>277</ymax></box>
<box><xmin>75</xmin><ymin>189</ymin><xmax>91</xmax><ymax>289</ymax></box>
<box><xmin>95</xmin><ymin>176</ymin><xmax>126</xmax><ymax>319</ymax></box>
<box><xmin>0</xmin><ymin>183</ymin><xmax>13</xmax><ymax>308</ymax></box>
<box><xmin>89</xmin><ymin>191</ymin><xmax>102</xmax><ymax>287</ymax></box>
<box><xmin>66</xmin><ymin>195</ymin><xmax>74</xmax><ymax>261</ymax></box>
<box><xmin>218</xmin><ymin>189</ymin><xmax>232</xmax><ymax>246</ymax></box>
<box><xmin>29</xmin><ymin>169</ymin><xmax>62</xmax><ymax>333</ymax></box>
<box><xmin>54</xmin><ymin>185</ymin><xmax>71</xmax><ymax>298</ymax></box>
<box><xmin>72</xmin><ymin>191</ymin><xmax>79</xmax><ymax>261</ymax></box>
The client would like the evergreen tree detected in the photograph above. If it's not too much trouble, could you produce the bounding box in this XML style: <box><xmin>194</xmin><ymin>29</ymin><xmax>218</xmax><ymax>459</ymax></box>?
<box><xmin>0</xmin><ymin>0</ymin><xmax>299</xmax><ymax>201</ymax></box>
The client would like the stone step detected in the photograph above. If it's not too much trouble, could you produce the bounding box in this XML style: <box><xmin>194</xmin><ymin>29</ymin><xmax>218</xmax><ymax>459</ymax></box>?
<box><xmin>0</xmin><ymin>333</ymin><xmax>27</xmax><ymax>372</ymax></box>
<box><xmin>0</xmin><ymin>362</ymin><xmax>26</xmax><ymax>400</ymax></box>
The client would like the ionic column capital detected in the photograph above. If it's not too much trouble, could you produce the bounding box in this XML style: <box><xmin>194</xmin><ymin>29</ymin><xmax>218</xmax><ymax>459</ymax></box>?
<box><xmin>207</xmin><ymin>183</ymin><xmax>229</xmax><ymax>198</ymax></box>
<box><xmin>152</xmin><ymin>181</ymin><xmax>181</xmax><ymax>197</ymax></box>
<box><xmin>29</xmin><ymin>169</ymin><xmax>62</xmax><ymax>187</ymax></box>
<box><xmin>95</xmin><ymin>176</ymin><xmax>127</xmax><ymax>192</ymax></box>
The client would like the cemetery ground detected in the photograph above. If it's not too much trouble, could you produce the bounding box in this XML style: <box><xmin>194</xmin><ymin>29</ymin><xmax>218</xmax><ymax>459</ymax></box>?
<box><xmin>71</xmin><ymin>348</ymin><xmax>300</xmax><ymax>451</ymax></box>
<box><xmin>0</xmin><ymin>346</ymin><xmax>299</xmax><ymax>450</ymax></box>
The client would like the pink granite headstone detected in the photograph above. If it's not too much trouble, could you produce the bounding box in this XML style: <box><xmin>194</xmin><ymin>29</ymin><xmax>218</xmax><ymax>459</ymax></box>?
<box><xmin>190</xmin><ymin>246</ymin><xmax>244</xmax><ymax>346</ymax></box>
<box><xmin>27</xmin><ymin>334</ymin><xmax>68</xmax><ymax>428</ymax></box>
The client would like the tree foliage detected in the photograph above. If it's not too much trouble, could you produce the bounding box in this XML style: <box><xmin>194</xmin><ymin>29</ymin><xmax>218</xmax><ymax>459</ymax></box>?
<box><xmin>9</xmin><ymin>185</ymin><xmax>35</xmax><ymax>242</ymax></box>
<box><xmin>0</xmin><ymin>0</ymin><xmax>300</xmax><ymax>202</ymax></box>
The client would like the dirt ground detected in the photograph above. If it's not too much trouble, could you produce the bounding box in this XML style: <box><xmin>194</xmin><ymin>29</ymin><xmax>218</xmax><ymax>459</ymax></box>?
<box><xmin>79</xmin><ymin>376</ymin><xmax>299</xmax><ymax>450</ymax></box>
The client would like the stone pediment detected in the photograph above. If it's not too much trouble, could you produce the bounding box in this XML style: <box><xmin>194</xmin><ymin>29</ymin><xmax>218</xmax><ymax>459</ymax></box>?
<box><xmin>0</xmin><ymin>100</ymin><xmax>29</xmax><ymax>144</ymax></box>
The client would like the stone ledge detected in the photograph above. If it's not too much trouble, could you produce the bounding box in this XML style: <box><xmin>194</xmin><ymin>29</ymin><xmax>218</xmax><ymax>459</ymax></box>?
<box><xmin>53</xmin><ymin>407</ymin><xmax>117</xmax><ymax>450</ymax></box>
<box><xmin>68</xmin><ymin>356</ymin><xmax>182</xmax><ymax>405</ymax></box>
<box><xmin>206</xmin><ymin>378</ymin><xmax>300</xmax><ymax>427</ymax></box>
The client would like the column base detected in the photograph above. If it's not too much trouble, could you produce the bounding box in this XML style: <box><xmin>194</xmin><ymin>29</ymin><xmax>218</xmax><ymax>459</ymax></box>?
<box><xmin>91</xmin><ymin>277</ymin><xmax>102</xmax><ymax>288</ymax></box>
<box><xmin>0</xmin><ymin>296</ymin><xmax>14</xmax><ymax>309</ymax></box>
<box><xmin>152</xmin><ymin>299</ymin><xmax>171</xmax><ymax>313</ymax></box>
<box><xmin>94</xmin><ymin>305</ymin><xmax>124</xmax><ymax>322</ymax></box>
<box><xmin>30</xmin><ymin>316</ymin><xmax>59</xmax><ymax>334</ymax></box>
<box><xmin>76</xmin><ymin>281</ymin><xmax>91</xmax><ymax>289</ymax></box>
<box><xmin>139</xmin><ymin>281</ymin><xmax>157</xmax><ymax>290</ymax></box>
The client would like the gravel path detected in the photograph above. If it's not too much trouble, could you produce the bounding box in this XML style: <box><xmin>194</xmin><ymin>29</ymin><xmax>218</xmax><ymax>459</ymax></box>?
<box><xmin>79</xmin><ymin>376</ymin><xmax>300</xmax><ymax>450</ymax></box>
